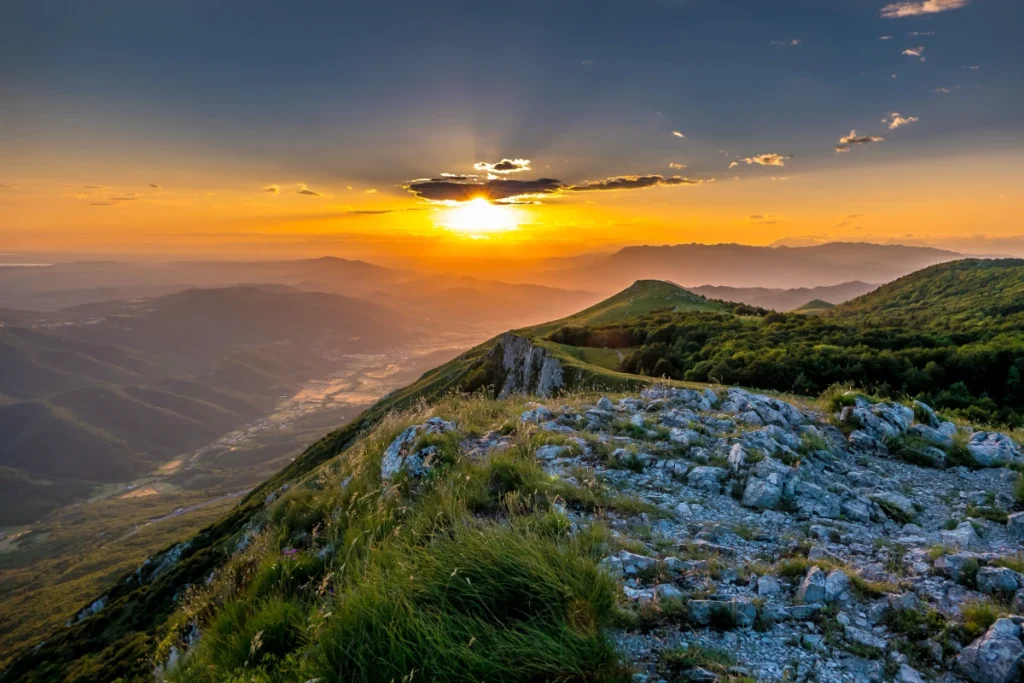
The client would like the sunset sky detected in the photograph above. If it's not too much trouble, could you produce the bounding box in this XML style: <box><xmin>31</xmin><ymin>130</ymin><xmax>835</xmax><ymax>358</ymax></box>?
<box><xmin>2</xmin><ymin>0</ymin><xmax>1023</xmax><ymax>268</ymax></box>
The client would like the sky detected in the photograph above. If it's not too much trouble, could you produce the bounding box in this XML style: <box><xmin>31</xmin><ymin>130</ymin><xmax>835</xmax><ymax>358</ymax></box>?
<box><xmin>2</xmin><ymin>0</ymin><xmax>1023</xmax><ymax>268</ymax></box>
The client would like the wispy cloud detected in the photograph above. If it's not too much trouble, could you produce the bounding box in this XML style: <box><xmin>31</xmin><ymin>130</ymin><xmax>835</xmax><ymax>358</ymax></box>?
<box><xmin>473</xmin><ymin>158</ymin><xmax>532</xmax><ymax>175</ymax></box>
<box><xmin>908</xmin><ymin>31</ymin><xmax>935</xmax><ymax>36</ymax></box>
<box><xmin>835</xmin><ymin>130</ymin><xmax>885</xmax><ymax>153</ymax></box>
<box><xmin>296</xmin><ymin>184</ymin><xmax>322</xmax><ymax>197</ymax></box>
<box><xmin>729</xmin><ymin>153</ymin><xmax>792</xmax><ymax>168</ymax></box>
<box><xmin>669</xmin><ymin>162</ymin><xmax>686</xmax><ymax>169</ymax></box>
<box><xmin>882</xmin><ymin>112</ymin><xmax>919</xmax><ymax>129</ymax></box>
<box><xmin>263</xmin><ymin>185</ymin><xmax>279</xmax><ymax>193</ymax></box>
<box><xmin>150</xmin><ymin>183</ymin><xmax>161</xmax><ymax>188</ymax></box>
<box><xmin>770</xmin><ymin>39</ymin><xmax>801</xmax><ymax>47</ymax></box>
<box><xmin>879</xmin><ymin>35</ymin><xmax>893</xmax><ymax>40</ymax></box>
<box><xmin>902</xmin><ymin>46</ymin><xmax>925</xmax><ymax>61</ymax></box>
<box><xmin>933</xmin><ymin>87</ymin><xmax>952</xmax><ymax>93</ymax></box>
<box><xmin>881</xmin><ymin>0</ymin><xmax>970</xmax><ymax>18</ymax></box>
<box><xmin>567</xmin><ymin>175</ymin><xmax>703</xmax><ymax>192</ymax></box>
<box><xmin>672</xmin><ymin>130</ymin><xmax>685</xmax><ymax>139</ymax></box>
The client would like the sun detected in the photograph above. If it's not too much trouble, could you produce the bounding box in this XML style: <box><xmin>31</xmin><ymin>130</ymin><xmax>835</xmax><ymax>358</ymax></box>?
<box><xmin>439</xmin><ymin>197</ymin><xmax>520</xmax><ymax>236</ymax></box>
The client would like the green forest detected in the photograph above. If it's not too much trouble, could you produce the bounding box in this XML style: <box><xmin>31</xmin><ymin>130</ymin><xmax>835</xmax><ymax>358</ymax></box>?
<box><xmin>547</xmin><ymin>260</ymin><xmax>1024</xmax><ymax>427</ymax></box>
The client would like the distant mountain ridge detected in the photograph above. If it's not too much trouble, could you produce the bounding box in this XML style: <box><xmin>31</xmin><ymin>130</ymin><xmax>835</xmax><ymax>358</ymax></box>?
<box><xmin>691</xmin><ymin>281</ymin><xmax>876</xmax><ymax>311</ymax></box>
<box><xmin>535</xmin><ymin>242</ymin><xmax>964</xmax><ymax>291</ymax></box>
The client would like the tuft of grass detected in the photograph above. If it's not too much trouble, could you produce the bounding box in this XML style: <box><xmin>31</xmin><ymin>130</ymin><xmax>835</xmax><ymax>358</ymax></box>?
<box><xmin>966</xmin><ymin>504</ymin><xmax>1009</xmax><ymax>525</ymax></box>
<box><xmin>308</xmin><ymin>524</ymin><xmax>623</xmax><ymax>683</ymax></box>
<box><xmin>959</xmin><ymin>599</ymin><xmax>1001</xmax><ymax>642</ymax></box>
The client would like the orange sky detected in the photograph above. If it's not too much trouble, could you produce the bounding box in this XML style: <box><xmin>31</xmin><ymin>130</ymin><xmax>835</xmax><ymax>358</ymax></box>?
<box><xmin>3</xmin><ymin>144</ymin><xmax>1022</xmax><ymax>270</ymax></box>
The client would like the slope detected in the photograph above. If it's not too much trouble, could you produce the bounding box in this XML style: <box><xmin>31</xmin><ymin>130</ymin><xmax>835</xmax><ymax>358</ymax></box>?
<box><xmin>525</xmin><ymin>279</ymin><xmax>725</xmax><ymax>337</ymax></box>
<box><xmin>830</xmin><ymin>258</ymin><xmax>1024</xmax><ymax>332</ymax></box>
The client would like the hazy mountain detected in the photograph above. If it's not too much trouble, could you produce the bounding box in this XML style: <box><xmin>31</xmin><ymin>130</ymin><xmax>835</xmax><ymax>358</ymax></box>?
<box><xmin>691</xmin><ymin>281</ymin><xmax>877</xmax><ymax>311</ymax></box>
<box><xmin>0</xmin><ymin>285</ymin><xmax>416</xmax><ymax>524</ymax></box>
<box><xmin>534</xmin><ymin>242</ymin><xmax>963</xmax><ymax>291</ymax></box>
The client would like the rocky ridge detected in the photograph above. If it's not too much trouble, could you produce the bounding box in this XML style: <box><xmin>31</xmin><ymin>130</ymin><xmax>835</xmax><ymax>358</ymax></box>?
<box><xmin>383</xmin><ymin>385</ymin><xmax>1024</xmax><ymax>682</ymax></box>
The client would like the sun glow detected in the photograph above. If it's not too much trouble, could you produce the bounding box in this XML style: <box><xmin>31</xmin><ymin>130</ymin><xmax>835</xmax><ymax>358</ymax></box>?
<box><xmin>439</xmin><ymin>197</ymin><xmax>521</xmax><ymax>236</ymax></box>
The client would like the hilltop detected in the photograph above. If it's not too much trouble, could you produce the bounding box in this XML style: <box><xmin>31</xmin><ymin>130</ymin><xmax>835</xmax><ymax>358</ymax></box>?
<box><xmin>525</xmin><ymin>280</ymin><xmax>731</xmax><ymax>337</ymax></box>
<box><xmin>792</xmin><ymin>299</ymin><xmax>836</xmax><ymax>314</ymax></box>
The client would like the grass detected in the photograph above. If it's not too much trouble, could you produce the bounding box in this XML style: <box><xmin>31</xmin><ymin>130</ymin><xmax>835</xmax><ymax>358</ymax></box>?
<box><xmin>158</xmin><ymin>397</ymin><xmax>645</xmax><ymax>683</ymax></box>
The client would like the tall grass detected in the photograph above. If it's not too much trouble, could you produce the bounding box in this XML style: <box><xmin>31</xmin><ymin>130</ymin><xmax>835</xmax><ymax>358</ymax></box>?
<box><xmin>166</xmin><ymin>396</ymin><xmax>631</xmax><ymax>683</ymax></box>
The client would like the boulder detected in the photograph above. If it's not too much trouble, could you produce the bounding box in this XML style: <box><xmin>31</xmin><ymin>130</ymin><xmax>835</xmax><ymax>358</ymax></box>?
<box><xmin>824</xmin><ymin>569</ymin><xmax>851</xmax><ymax>603</ymax></box>
<box><xmin>740</xmin><ymin>458</ymin><xmax>794</xmax><ymax>510</ymax></box>
<box><xmin>956</xmin><ymin>618</ymin><xmax>1024</xmax><ymax>683</ymax></box>
<box><xmin>869</xmin><ymin>491</ymin><xmax>916</xmax><ymax>522</ymax></box>
<box><xmin>976</xmin><ymin>567</ymin><xmax>1024</xmax><ymax>596</ymax></box>
<box><xmin>796</xmin><ymin>566</ymin><xmax>827</xmax><ymax>603</ymax></box>
<box><xmin>757</xmin><ymin>575</ymin><xmax>782</xmax><ymax>596</ymax></box>
<box><xmin>935</xmin><ymin>552</ymin><xmax>981</xmax><ymax>584</ymax></box>
<box><xmin>686</xmin><ymin>466</ymin><xmax>728</xmax><ymax>493</ymax></box>
<box><xmin>1008</xmin><ymin>512</ymin><xmax>1024</xmax><ymax>542</ymax></box>
<box><xmin>940</xmin><ymin>521</ymin><xmax>981</xmax><ymax>549</ymax></box>
<box><xmin>968</xmin><ymin>432</ymin><xmax>1021</xmax><ymax>468</ymax></box>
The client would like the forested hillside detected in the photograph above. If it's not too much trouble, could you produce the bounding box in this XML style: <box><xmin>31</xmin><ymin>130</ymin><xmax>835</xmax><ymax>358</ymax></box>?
<box><xmin>546</xmin><ymin>261</ymin><xmax>1024</xmax><ymax>426</ymax></box>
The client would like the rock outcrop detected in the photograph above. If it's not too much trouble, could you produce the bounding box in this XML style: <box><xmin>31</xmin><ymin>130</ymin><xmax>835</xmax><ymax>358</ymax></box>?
<box><xmin>492</xmin><ymin>333</ymin><xmax>565</xmax><ymax>398</ymax></box>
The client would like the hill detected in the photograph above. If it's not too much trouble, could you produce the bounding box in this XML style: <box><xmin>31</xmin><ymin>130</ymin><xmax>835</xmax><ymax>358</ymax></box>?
<box><xmin>691</xmin><ymin>281</ymin><xmax>875</xmax><ymax>311</ymax></box>
<box><xmin>524</xmin><ymin>279</ymin><xmax>728</xmax><ymax>337</ymax></box>
<box><xmin>792</xmin><ymin>298</ymin><xmax>836</xmax><ymax>313</ymax></box>
<box><xmin>830</xmin><ymin>258</ymin><xmax>1024</xmax><ymax>332</ymax></box>
<box><xmin>7</xmin><ymin>268</ymin><xmax>1024</xmax><ymax>681</ymax></box>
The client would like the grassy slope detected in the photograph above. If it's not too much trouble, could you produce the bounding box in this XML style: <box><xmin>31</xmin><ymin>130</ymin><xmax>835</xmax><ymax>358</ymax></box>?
<box><xmin>792</xmin><ymin>299</ymin><xmax>836</xmax><ymax>314</ymax></box>
<box><xmin>524</xmin><ymin>279</ymin><xmax>724</xmax><ymax>337</ymax></box>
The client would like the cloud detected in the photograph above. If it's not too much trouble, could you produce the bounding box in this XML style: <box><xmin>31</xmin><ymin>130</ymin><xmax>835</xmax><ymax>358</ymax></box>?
<box><xmin>749</xmin><ymin>214</ymin><xmax>778</xmax><ymax>224</ymax></box>
<box><xmin>882</xmin><ymin>112</ymin><xmax>919</xmax><ymax>129</ymax></box>
<box><xmin>835</xmin><ymin>130</ymin><xmax>884</xmax><ymax>153</ymax></box>
<box><xmin>405</xmin><ymin>171</ymin><xmax>706</xmax><ymax>203</ymax></box>
<box><xmin>112</xmin><ymin>196</ymin><xmax>138</xmax><ymax>201</ymax></box>
<box><xmin>296</xmin><ymin>184</ymin><xmax>322</xmax><ymax>196</ymax></box>
<box><xmin>908</xmin><ymin>31</ymin><xmax>935</xmax><ymax>36</ymax></box>
<box><xmin>669</xmin><ymin>162</ymin><xmax>686</xmax><ymax>169</ymax></box>
<box><xmin>732</xmin><ymin>153</ymin><xmax>792</xmax><ymax>167</ymax></box>
<box><xmin>405</xmin><ymin>177</ymin><xmax>564</xmax><ymax>203</ymax></box>
<box><xmin>150</xmin><ymin>183</ymin><xmax>161</xmax><ymax>188</ymax></box>
<box><xmin>567</xmin><ymin>175</ymin><xmax>702</xmax><ymax>192</ymax></box>
<box><xmin>263</xmin><ymin>185</ymin><xmax>279</xmax><ymax>193</ymax></box>
<box><xmin>770</xmin><ymin>39</ymin><xmax>800</xmax><ymax>47</ymax></box>
<box><xmin>83</xmin><ymin>185</ymin><xmax>104</xmax><ymax>189</ymax></box>
<box><xmin>879</xmin><ymin>35</ymin><xmax>893</xmax><ymax>40</ymax></box>
<box><xmin>89</xmin><ymin>201</ymin><xmax>114</xmax><ymax>206</ymax></box>
<box><xmin>902</xmin><ymin>46</ymin><xmax>925</xmax><ymax>61</ymax></box>
<box><xmin>933</xmin><ymin>87</ymin><xmax>951</xmax><ymax>93</ymax></box>
<box><xmin>0</xmin><ymin>183</ymin><xmax>14</xmax><ymax>189</ymax></box>
<box><xmin>881</xmin><ymin>0</ymin><xmax>970</xmax><ymax>17</ymax></box>
<box><xmin>672</xmin><ymin>131</ymin><xmax>685</xmax><ymax>138</ymax></box>
<box><xmin>473</xmin><ymin>158</ymin><xmax>532</xmax><ymax>174</ymax></box>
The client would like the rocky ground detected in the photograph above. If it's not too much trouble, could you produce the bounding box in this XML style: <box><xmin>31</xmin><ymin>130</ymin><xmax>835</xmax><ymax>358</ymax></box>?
<box><xmin>429</xmin><ymin>386</ymin><xmax>1024</xmax><ymax>682</ymax></box>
